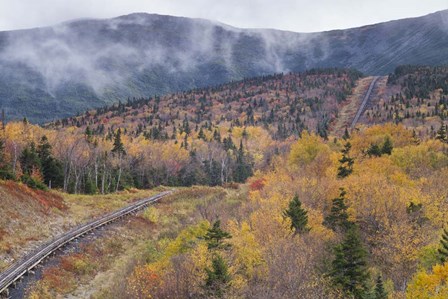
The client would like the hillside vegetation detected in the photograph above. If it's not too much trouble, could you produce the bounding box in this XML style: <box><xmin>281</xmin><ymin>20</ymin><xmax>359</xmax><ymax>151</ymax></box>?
<box><xmin>361</xmin><ymin>65</ymin><xmax>448</xmax><ymax>137</ymax></box>
<box><xmin>0</xmin><ymin>69</ymin><xmax>361</xmax><ymax>195</ymax></box>
<box><xmin>22</xmin><ymin>124</ymin><xmax>448</xmax><ymax>298</ymax></box>
<box><xmin>0</xmin><ymin>180</ymin><xmax>158</xmax><ymax>271</ymax></box>
<box><xmin>1</xmin><ymin>66</ymin><xmax>448</xmax><ymax>298</ymax></box>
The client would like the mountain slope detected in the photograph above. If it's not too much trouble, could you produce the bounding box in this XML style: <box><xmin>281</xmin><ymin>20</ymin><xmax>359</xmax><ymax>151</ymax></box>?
<box><xmin>0</xmin><ymin>10</ymin><xmax>447</xmax><ymax>123</ymax></box>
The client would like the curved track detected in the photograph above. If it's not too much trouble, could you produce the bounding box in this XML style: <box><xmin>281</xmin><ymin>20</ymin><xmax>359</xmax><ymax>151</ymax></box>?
<box><xmin>0</xmin><ymin>190</ymin><xmax>172</xmax><ymax>296</ymax></box>
<box><xmin>350</xmin><ymin>76</ymin><xmax>379</xmax><ymax>128</ymax></box>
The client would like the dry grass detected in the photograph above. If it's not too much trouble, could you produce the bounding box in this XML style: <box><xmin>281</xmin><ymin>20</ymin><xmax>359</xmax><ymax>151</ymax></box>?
<box><xmin>25</xmin><ymin>185</ymin><xmax>246</xmax><ymax>299</ymax></box>
<box><xmin>0</xmin><ymin>181</ymin><xmax>167</xmax><ymax>271</ymax></box>
<box><xmin>62</xmin><ymin>188</ymin><xmax>162</xmax><ymax>222</ymax></box>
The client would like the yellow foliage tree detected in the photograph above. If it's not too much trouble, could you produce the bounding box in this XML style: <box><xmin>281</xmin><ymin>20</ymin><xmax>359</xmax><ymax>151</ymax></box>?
<box><xmin>391</xmin><ymin>140</ymin><xmax>448</xmax><ymax>177</ymax></box>
<box><xmin>289</xmin><ymin>132</ymin><xmax>331</xmax><ymax>167</ymax></box>
<box><xmin>350</xmin><ymin>123</ymin><xmax>413</xmax><ymax>157</ymax></box>
<box><xmin>228</xmin><ymin>221</ymin><xmax>265</xmax><ymax>280</ymax></box>
<box><xmin>407</xmin><ymin>262</ymin><xmax>448</xmax><ymax>299</ymax></box>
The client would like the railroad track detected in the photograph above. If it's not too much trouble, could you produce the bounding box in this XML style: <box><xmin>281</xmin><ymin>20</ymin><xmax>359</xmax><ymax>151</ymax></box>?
<box><xmin>350</xmin><ymin>76</ymin><xmax>379</xmax><ymax>129</ymax></box>
<box><xmin>0</xmin><ymin>190</ymin><xmax>172</xmax><ymax>297</ymax></box>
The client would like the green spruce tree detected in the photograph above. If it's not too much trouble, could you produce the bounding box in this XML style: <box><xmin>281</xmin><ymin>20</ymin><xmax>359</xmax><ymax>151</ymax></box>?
<box><xmin>205</xmin><ymin>220</ymin><xmax>232</xmax><ymax>250</ymax></box>
<box><xmin>37</xmin><ymin>136</ymin><xmax>64</xmax><ymax>188</ymax></box>
<box><xmin>412</xmin><ymin>130</ymin><xmax>420</xmax><ymax>145</ymax></box>
<box><xmin>366</xmin><ymin>143</ymin><xmax>382</xmax><ymax>157</ymax></box>
<box><xmin>330</xmin><ymin>227</ymin><xmax>370</xmax><ymax>299</ymax></box>
<box><xmin>20</xmin><ymin>142</ymin><xmax>47</xmax><ymax>190</ymax></box>
<box><xmin>283</xmin><ymin>194</ymin><xmax>310</xmax><ymax>235</ymax></box>
<box><xmin>20</xmin><ymin>142</ymin><xmax>40</xmax><ymax>176</ymax></box>
<box><xmin>213</xmin><ymin>129</ymin><xmax>222</xmax><ymax>143</ymax></box>
<box><xmin>85</xmin><ymin>126</ymin><xmax>93</xmax><ymax>143</ymax></box>
<box><xmin>183</xmin><ymin>134</ymin><xmax>189</xmax><ymax>150</ymax></box>
<box><xmin>436</xmin><ymin>123</ymin><xmax>447</xmax><ymax>143</ymax></box>
<box><xmin>438</xmin><ymin>228</ymin><xmax>448</xmax><ymax>263</ymax></box>
<box><xmin>205</xmin><ymin>253</ymin><xmax>231</xmax><ymax>298</ymax></box>
<box><xmin>111</xmin><ymin>128</ymin><xmax>126</xmax><ymax>156</ymax></box>
<box><xmin>381</xmin><ymin>137</ymin><xmax>393</xmax><ymax>155</ymax></box>
<box><xmin>182</xmin><ymin>116</ymin><xmax>191</xmax><ymax>135</ymax></box>
<box><xmin>234</xmin><ymin>141</ymin><xmax>253</xmax><ymax>183</ymax></box>
<box><xmin>198</xmin><ymin>127</ymin><xmax>206</xmax><ymax>140</ymax></box>
<box><xmin>374</xmin><ymin>275</ymin><xmax>388</xmax><ymax>299</ymax></box>
<box><xmin>112</xmin><ymin>129</ymin><xmax>126</xmax><ymax>192</ymax></box>
<box><xmin>203</xmin><ymin>159</ymin><xmax>222</xmax><ymax>186</ymax></box>
<box><xmin>324</xmin><ymin>188</ymin><xmax>354</xmax><ymax>233</ymax></box>
<box><xmin>337</xmin><ymin>142</ymin><xmax>354</xmax><ymax>178</ymax></box>
<box><xmin>343</xmin><ymin>127</ymin><xmax>350</xmax><ymax>140</ymax></box>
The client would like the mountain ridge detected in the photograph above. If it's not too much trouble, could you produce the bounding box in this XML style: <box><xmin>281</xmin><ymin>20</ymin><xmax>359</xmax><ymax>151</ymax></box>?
<box><xmin>0</xmin><ymin>10</ymin><xmax>447</xmax><ymax>123</ymax></box>
<box><xmin>8</xmin><ymin>9</ymin><xmax>446</xmax><ymax>34</ymax></box>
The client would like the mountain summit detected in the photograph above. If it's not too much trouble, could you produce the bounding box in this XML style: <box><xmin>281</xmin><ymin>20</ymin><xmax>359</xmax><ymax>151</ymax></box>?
<box><xmin>0</xmin><ymin>10</ymin><xmax>447</xmax><ymax>122</ymax></box>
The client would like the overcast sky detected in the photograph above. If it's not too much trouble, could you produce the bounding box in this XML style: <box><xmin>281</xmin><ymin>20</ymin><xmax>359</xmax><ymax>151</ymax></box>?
<box><xmin>0</xmin><ymin>0</ymin><xmax>446</xmax><ymax>32</ymax></box>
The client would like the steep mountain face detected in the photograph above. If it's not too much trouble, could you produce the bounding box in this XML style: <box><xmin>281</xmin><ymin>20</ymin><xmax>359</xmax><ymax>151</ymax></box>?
<box><xmin>0</xmin><ymin>10</ymin><xmax>447</xmax><ymax>123</ymax></box>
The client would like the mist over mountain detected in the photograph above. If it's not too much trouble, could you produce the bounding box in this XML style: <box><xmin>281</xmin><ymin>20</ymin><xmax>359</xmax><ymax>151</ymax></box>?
<box><xmin>0</xmin><ymin>10</ymin><xmax>447</xmax><ymax>123</ymax></box>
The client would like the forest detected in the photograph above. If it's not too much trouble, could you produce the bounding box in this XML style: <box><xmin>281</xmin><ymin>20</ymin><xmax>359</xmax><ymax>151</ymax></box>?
<box><xmin>0</xmin><ymin>68</ymin><xmax>362</xmax><ymax>194</ymax></box>
<box><xmin>1</xmin><ymin>66</ymin><xmax>448</xmax><ymax>298</ymax></box>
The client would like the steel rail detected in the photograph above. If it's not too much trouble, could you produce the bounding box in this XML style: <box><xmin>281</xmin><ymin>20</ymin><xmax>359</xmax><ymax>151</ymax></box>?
<box><xmin>0</xmin><ymin>190</ymin><xmax>172</xmax><ymax>295</ymax></box>
<box><xmin>350</xmin><ymin>76</ymin><xmax>379</xmax><ymax>128</ymax></box>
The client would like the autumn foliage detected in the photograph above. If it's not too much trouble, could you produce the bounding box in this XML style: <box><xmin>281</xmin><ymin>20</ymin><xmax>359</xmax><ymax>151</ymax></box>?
<box><xmin>4</xmin><ymin>67</ymin><xmax>448</xmax><ymax>298</ymax></box>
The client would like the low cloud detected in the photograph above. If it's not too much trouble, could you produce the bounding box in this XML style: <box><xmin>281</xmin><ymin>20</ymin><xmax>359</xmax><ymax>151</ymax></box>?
<box><xmin>0</xmin><ymin>14</ymin><xmax>314</xmax><ymax>98</ymax></box>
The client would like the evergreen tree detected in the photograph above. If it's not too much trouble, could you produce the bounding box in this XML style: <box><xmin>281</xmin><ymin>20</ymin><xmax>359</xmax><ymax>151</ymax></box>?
<box><xmin>183</xmin><ymin>134</ymin><xmax>189</xmax><ymax>150</ymax></box>
<box><xmin>112</xmin><ymin>128</ymin><xmax>126</xmax><ymax>156</ymax></box>
<box><xmin>213</xmin><ymin>129</ymin><xmax>222</xmax><ymax>143</ymax></box>
<box><xmin>85</xmin><ymin>126</ymin><xmax>93</xmax><ymax>143</ymax></box>
<box><xmin>381</xmin><ymin>137</ymin><xmax>393</xmax><ymax>155</ymax></box>
<box><xmin>223</xmin><ymin>136</ymin><xmax>235</xmax><ymax>151</ymax></box>
<box><xmin>20</xmin><ymin>142</ymin><xmax>40</xmax><ymax>176</ymax></box>
<box><xmin>436</xmin><ymin>123</ymin><xmax>447</xmax><ymax>143</ymax></box>
<box><xmin>37</xmin><ymin>136</ymin><xmax>53</xmax><ymax>166</ymax></box>
<box><xmin>283</xmin><ymin>194</ymin><xmax>310</xmax><ymax>235</ymax></box>
<box><xmin>234</xmin><ymin>141</ymin><xmax>253</xmax><ymax>183</ymax></box>
<box><xmin>366</xmin><ymin>143</ymin><xmax>382</xmax><ymax>157</ymax></box>
<box><xmin>198</xmin><ymin>127</ymin><xmax>206</xmax><ymax>140</ymax></box>
<box><xmin>374</xmin><ymin>275</ymin><xmax>388</xmax><ymax>299</ymax></box>
<box><xmin>203</xmin><ymin>159</ymin><xmax>221</xmax><ymax>186</ymax></box>
<box><xmin>20</xmin><ymin>142</ymin><xmax>47</xmax><ymax>190</ymax></box>
<box><xmin>438</xmin><ymin>228</ymin><xmax>448</xmax><ymax>263</ymax></box>
<box><xmin>342</xmin><ymin>127</ymin><xmax>351</xmax><ymax>140</ymax></box>
<box><xmin>37</xmin><ymin>136</ymin><xmax>64</xmax><ymax>188</ymax></box>
<box><xmin>412</xmin><ymin>130</ymin><xmax>421</xmax><ymax>145</ymax></box>
<box><xmin>182</xmin><ymin>117</ymin><xmax>191</xmax><ymax>135</ymax></box>
<box><xmin>324</xmin><ymin>188</ymin><xmax>354</xmax><ymax>232</ymax></box>
<box><xmin>112</xmin><ymin>129</ymin><xmax>126</xmax><ymax>192</ymax></box>
<box><xmin>242</xmin><ymin>127</ymin><xmax>248</xmax><ymax>139</ymax></box>
<box><xmin>205</xmin><ymin>253</ymin><xmax>231</xmax><ymax>298</ymax></box>
<box><xmin>330</xmin><ymin>227</ymin><xmax>370</xmax><ymax>299</ymax></box>
<box><xmin>337</xmin><ymin>142</ymin><xmax>354</xmax><ymax>178</ymax></box>
<box><xmin>205</xmin><ymin>220</ymin><xmax>232</xmax><ymax>250</ymax></box>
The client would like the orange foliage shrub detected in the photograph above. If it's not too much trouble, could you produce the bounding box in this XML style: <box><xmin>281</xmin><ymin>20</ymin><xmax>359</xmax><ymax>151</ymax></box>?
<box><xmin>2</xmin><ymin>180</ymin><xmax>66</xmax><ymax>212</ymax></box>
<box><xmin>127</xmin><ymin>265</ymin><xmax>161</xmax><ymax>299</ymax></box>
<box><xmin>249</xmin><ymin>178</ymin><xmax>266</xmax><ymax>191</ymax></box>
<box><xmin>42</xmin><ymin>266</ymin><xmax>76</xmax><ymax>294</ymax></box>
